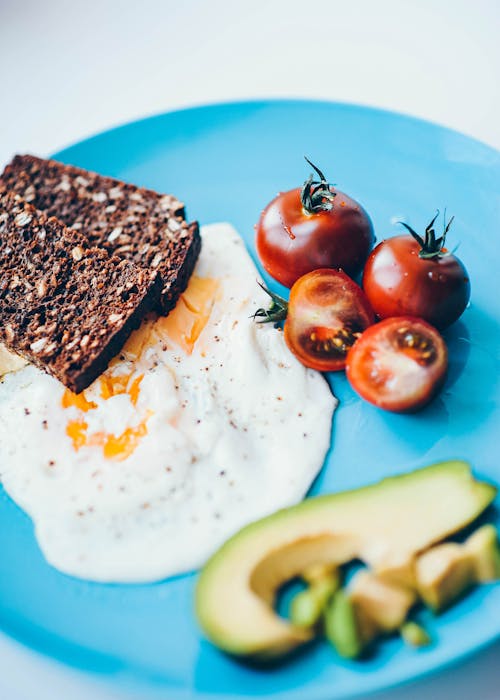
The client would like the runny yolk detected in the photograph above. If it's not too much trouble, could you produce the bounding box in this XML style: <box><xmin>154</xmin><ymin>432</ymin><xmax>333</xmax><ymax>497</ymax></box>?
<box><xmin>62</xmin><ymin>374</ymin><xmax>146</xmax><ymax>458</ymax></box>
<box><xmin>61</xmin><ymin>277</ymin><xmax>217</xmax><ymax>458</ymax></box>
<box><xmin>120</xmin><ymin>315</ymin><xmax>157</xmax><ymax>360</ymax></box>
<box><xmin>102</xmin><ymin>419</ymin><xmax>150</xmax><ymax>462</ymax></box>
<box><xmin>155</xmin><ymin>276</ymin><xmax>220</xmax><ymax>354</ymax></box>
<box><xmin>65</xmin><ymin>414</ymin><xmax>151</xmax><ymax>460</ymax></box>
<box><xmin>100</xmin><ymin>373</ymin><xmax>144</xmax><ymax>406</ymax></box>
<box><xmin>66</xmin><ymin>419</ymin><xmax>89</xmax><ymax>450</ymax></box>
<box><xmin>61</xmin><ymin>389</ymin><xmax>97</xmax><ymax>412</ymax></box>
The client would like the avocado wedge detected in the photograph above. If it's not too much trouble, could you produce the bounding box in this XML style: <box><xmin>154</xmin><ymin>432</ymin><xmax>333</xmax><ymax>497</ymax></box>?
<box><xmin>195</xmin><ymin>461</ymin><xmax>495</xmax><ymax>659</ymax></box>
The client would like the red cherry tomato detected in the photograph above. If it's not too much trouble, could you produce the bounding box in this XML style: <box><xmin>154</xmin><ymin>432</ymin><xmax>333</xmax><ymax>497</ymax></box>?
<box><xmin>256</xmin><ymin>159</ymin><xmax>374</xmax><ymax>288</ymax></box>
<box><xmin>362</xmin><ymin>213</ymin><xmax>470</xmax><ymax>329</ymax></box>
<box><xmin>282</xmin><ymin>269</ymin><xmax>375</xmax><ymax>372</ymax></box>
<box><xmin>346</xmin><ymin>317</ymin><xmax>448</xmax><ymax>413</ymax></box>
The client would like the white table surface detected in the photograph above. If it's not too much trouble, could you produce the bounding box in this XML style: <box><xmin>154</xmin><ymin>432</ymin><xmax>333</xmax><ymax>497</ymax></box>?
<box><xmin>0</xmin><ymin>1</ymin><xmax>499</xmax><ymax>698</ymax></box>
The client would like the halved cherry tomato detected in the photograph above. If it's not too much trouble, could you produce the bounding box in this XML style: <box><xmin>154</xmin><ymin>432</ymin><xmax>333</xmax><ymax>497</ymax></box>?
<box><xmin>283</xmin><ymin>269</ymin><xmax>375</xmax><ymax>371</ymax></box>
<box><xmin>346</xmin><ymin>317</ymin><xmax>448</xmax><ymax>412</ymax></box>
<box><xmin>256</xmin><ymin>159</ymin><xmax>374</xmax><ymax>288</ymax></box>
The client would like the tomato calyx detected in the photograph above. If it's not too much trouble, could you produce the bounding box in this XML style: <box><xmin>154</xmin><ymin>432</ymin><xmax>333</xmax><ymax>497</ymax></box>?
<box><xmin>300</xmin><ymin>157</ymin><xmax>337</xmax><ymax>214</ymax></box>
<box><xmin>399</xmin><ymin>210</ymin><xmax>455</xmax><ymax>260</ymax></box>
<box><xmin>253</xmin><ymin>282</ymin><xmax>288</xmax><ymax>324</ymax></box>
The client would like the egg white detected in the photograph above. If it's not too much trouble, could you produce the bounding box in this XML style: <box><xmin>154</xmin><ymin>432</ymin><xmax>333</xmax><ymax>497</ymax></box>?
<box><xmin>0</xmin><ymin>223</ymin><xmax>337</xmax><ymax>582</ymax></box>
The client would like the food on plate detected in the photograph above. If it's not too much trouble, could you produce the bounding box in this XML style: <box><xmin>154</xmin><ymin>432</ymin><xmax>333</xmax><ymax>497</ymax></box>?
<box><xmin>0</xmin><ymin>222</ymin><xmax>336</xmax><ymax>582</ymax></box>
<box><xmin>362</xmin><ymin>212</ymin><xmax>470</xmax><ymax>329</ymax></box>
<box><xmin>345</xmin><ymin>317</ymin><xmax>448</xmax><ymax>412</ymax></box>
<box><xmin>256</xmin><ymin>158</ymin><xmax>374</xmax><ymax>288</ymax></box>
<box><xmin>0</xmin><ymin>191</ymin><xmax>161</xmax><ymax>393</ymax></box>
<box><xmin>416</xmin><ymin>543</ymin><xmax>474</xmax><ymax>611</ymax></box>
<box><xmin>415</xmin><ymin>525</ymin><xmax>500</xmax><ymax>611</ymax></box>
<box><xmin>326</xmin><ymin>571</ymin><xmax>424</xmax><ymax>658</ymax></box>
<box><xmin>324</xmin><ymin>589</ymin><xmax>363</xmax><ymax>659</ymax></box>
<box><xmin>400</xmin><ymin>621</ymin><xmax>431</xmax><ymax>648</ymax></box>
<box><xmin>293</xmin><ymin>567</ymin><xmax>419</xmax><ymax>658</ymax></box>
<box><xmin>290</xmin><ymin>566</ymin><xmax>340</xmax><ymax>628</ymax></box>
<box><xmin>348</xmin><ymin>570</ymin><xmax>416</xmax><ymax>633</ymax></box>
<box><xmin>1</xmin><ymin>154</ymin><xmax>201</xmax><ymax>314</ymax></box>
<box><xmin>195</xmin><ymin>461</ymin><xmax>495</xmax><ymax>660</ymax></box>
<box><xmin>0</xmin><ymin>343</ymin><xmax>28</xmax><ymax>377</ymax></box>
<box><xmin>466</xmin><ymin>524</ymin><xmax>500</xmax><ymax>581</ymax></box>
<box><xmin>254</xmin><ymin>269</ymin><xmax>375</xmax><ymax>371</ymax></box>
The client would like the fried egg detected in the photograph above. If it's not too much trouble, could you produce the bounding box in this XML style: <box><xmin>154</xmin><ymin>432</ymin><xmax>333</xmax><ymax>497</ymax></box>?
<box><xmin>0</xmin><ymin>223</ymin><xmax>336</xmax><ymax>582</ymax></box>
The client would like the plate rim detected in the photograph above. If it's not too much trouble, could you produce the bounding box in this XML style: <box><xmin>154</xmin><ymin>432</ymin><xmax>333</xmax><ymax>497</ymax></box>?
<box><xmin>51</xmin><ymin>96</ymin><xmax>500</xmax><ymax>163</ymax></box>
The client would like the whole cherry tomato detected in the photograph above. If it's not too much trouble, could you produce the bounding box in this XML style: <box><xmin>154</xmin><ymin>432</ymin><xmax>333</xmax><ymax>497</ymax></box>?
<box><xmin>256</xmin><ymin>159</ymin><xmax>375</xmax><ymax>288</ymax></box>
<box><xmin>346</xmin><ymin>316</ymin><xmax>448</xmax><ymax>413</ymax></box>
<box><xmin>254</xmin><ymin>269</ymin><xmax>375</xmax><ymax>372</ymax></box>
<box><xmin>362</xmin><ymin>212</ymin><xmax>470</xmax><ymax>329</ymax></box>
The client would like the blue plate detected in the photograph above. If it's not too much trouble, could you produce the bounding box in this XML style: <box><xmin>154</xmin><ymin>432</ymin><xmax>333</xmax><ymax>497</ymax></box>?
<box><xmin>1</xmin><ymin>100</ymin><xmax>499</xmax><ymax>699</ymax></box>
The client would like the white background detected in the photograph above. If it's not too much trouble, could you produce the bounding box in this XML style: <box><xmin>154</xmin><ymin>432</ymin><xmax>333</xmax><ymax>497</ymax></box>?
<box><xmin>0</xmin><ymin>1</ymin><xmax>499</xmax><ymax>698</ymax></box>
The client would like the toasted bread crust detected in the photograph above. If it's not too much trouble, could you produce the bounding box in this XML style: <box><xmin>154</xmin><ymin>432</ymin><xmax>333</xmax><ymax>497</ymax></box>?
<box><xmin>1</xmin><ymin>155</ymin><xmax>201</xmax><ymax>314</ymax></box>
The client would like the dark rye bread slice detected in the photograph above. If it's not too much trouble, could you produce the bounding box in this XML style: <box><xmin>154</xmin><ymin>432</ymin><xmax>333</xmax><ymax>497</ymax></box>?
<box><xmin>1</xmin><ymin>154</ymin><xmax>201</xmax><ymax>314</ymax></box>
<box><xmin>0</xmin><ymin>192</ymin><xmax>161</xmax><ymax>393</ymax></box>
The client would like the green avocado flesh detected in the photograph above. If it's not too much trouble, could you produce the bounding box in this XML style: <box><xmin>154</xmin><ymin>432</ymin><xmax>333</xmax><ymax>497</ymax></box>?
<box><xmin>195</xmin><ymin>461</ymin><xmax>496</xmax><ymax>659</ymax></box>
<box><xmin>401</xmin><ymin>621</ymin><xmax>431</xmax><ymax>648</ymax></box>
<box><xmin>415</xmin><ymin>524</ymin><xmax>500</xmax><ymax>611</ymax></box>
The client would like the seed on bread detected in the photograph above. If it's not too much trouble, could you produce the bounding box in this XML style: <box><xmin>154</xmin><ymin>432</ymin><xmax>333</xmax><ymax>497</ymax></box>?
<box><xmin>1</xmin><ymin>154</ymin><xmax>201</xmax><ymax>315</ymax></box>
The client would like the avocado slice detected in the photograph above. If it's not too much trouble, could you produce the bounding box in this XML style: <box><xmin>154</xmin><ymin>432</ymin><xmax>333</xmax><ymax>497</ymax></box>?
<box><xmin>416</xmin><ymin>524</ymin><xmax>500</xmax><ymax>610</ymax></box>
<box><xmin>195</xmin><ymin>461</ymin><xmax>495</xmax><ymax>659</ymax></box>
<box><xmin>324</xmin><ymin>589</ymin><xmax>364</xmax><ymax>659</ymax></box>
<box><xmin>290</xmin><ymin>569</ymin><xmax>340</xmax><ymax>629</ymax></box>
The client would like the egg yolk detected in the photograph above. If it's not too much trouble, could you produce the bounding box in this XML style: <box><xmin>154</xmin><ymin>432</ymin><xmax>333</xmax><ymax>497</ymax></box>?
<box><xmin>155</xmin><ymin>276</ymin><xmax>220</xmax><ymax>354</ymax></box>
<box><xmin>62</xmin><ymin>276</ymin><xmax>218</xmax><ymax>459</ymax></box>
<box><xmin>62</xmin><ymin>389</ymin><xmax>97</xmax><ymax>412</ymax></box>
<box><xmin>66</xmin><ymin>419</ymin><xmax>88</xmax><ymax>450</ymax></box>
<box><xmin>100</xmin><ymin>373</ymin><xmax>143</xmax><ymax>405</ymax></box>
<box><xmin>63</xmin><ymin>374</ymin><xmax>146</xmax><ymax>459</ymax></box>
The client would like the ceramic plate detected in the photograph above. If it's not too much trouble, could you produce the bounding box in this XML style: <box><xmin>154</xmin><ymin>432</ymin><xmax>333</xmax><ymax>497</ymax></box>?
<box><xmin>1</xmin><ymin>100</ymin><xmax>499</xmax><ymax>699</ymax></box>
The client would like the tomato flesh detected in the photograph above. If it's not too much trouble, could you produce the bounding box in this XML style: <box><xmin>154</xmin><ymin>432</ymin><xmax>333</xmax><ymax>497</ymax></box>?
<box><xmin>284</xmin><ymin>269</ymin><xmax>375</xmax><ymax>372</ymax></box>
<box><xmin>346</xmin><ymin>317</ymin><xmax>448</xmax><ymax>412</ymax></box>
<box><xmin>256</xmin><ymin>187</ymin><xmax>374</xmax><ymax>288</ymax></box>
<box><xmin>362</xmin><ymin>235</ymin><xmax>470</xmax><ymax>329</ymax></box>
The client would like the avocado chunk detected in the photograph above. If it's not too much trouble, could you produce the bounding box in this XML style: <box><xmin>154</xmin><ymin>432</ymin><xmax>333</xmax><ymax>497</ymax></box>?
<box><xmin>464</xmin><ymin>524</ymin><xmax>500</xmax><ymax>582</ymax></box>
<box><xmin>416</xmin><ymin>524</ymin><xmax>500</xmax><ymax>610</ymax></box>
<box><xmin>416</xmin><ymin>543</ymin><xmax>475</xmax><ymax>611</ymax></box>
<box><xmin>348</xmin><ymin>570</ymin><xmax>416</xmax><ymax>632</ymax></box>
<box><xmin>290</xmin><ymin>568</ymin><xmax>340</xmax><ymax>629</ymax></box>
<box><xmin>324</xmin><ymin>590</ymin><xmax>364</xmax><ymax>659</ymax></box>
<box><xmin>195</xmin><ymin>461</ymin><xmax>495</xmax><ymax>659</ymax></box>
<box><xmin>401</xmin><ymin>621</ymin><xmax>431</xmax><ymax>648</ymax></box>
